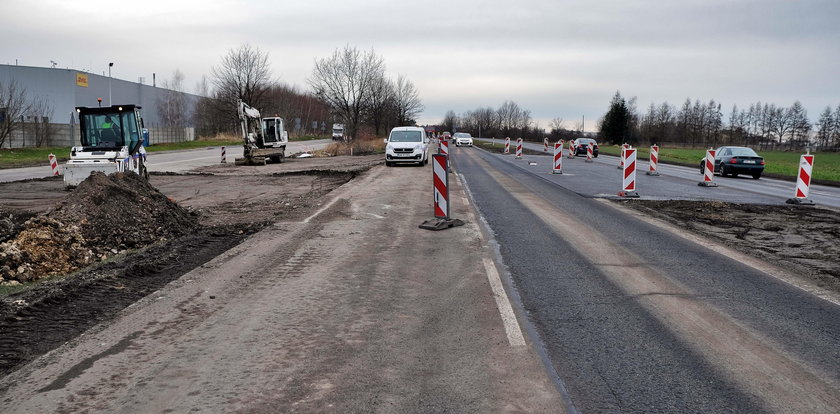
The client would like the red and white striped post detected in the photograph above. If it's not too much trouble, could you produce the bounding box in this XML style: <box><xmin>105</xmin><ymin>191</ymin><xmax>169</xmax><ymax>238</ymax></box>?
<box><xmin>504</xmin><ymin>137</ymin><xmax>510</xmax><ymax>154</ymax></box>
<box><xmin>48</xmin><ymin>153</ymin><xmax>60</xmax><ymax>176</ymax></box>
<box><xmin>543</xmin><ymin>137</ymin><xmax>549</xmax><ymax>152</ymax></box>
<box><xmin>786</xmin><ymin>151</ymin><xmax>815</xmax><ymax>205</ymax></box>
<box><xmin>568</xmin><ymin>140</ymin><xmax>575</xmax><ymax>159</ymax></box>
<box><xmin>646</xmin><ymin>144</ymin><xmax>660</xmax><ymax>176</ymax></box>
<box><xmin>698</xmin><ymin>148</ymin><xmax>718</xmax><ymax>187</ymax></box>
<box><xmin>552</xmin><ymin>142</ymin><xmax>563</xmax><ymax>174</ymax></box>
<box><xmin>618</xmin><ymin>147</ymin><xmax>640</xmax><ymax>197</ymax></box>
<box><xmin>440</xmin><ymin>139</ymin><xmax>449</xmax><ymax>156</ymax></box>
<box><xmin>515</xmin><ymin>138</ymin><xmax>523</xmax><ymax>159</ymax></box>
<box><xmin>585</xmin><ymin>142</ymin><xmax>594</xmax><ymax>163</ymax></box>
<box><xmin>221</xmin><ymin>146</ymin><xmax>227</xmax><ymax>163</ymax></box>
<box><xmin>433</xmin><ymin>154</ymin><xmax>449</xmax><ymax>218</ymax></box>
<box><xmin>618</xmin><ymin>143</ymin><xmax>628</xmax><ymax>169</ymax></box>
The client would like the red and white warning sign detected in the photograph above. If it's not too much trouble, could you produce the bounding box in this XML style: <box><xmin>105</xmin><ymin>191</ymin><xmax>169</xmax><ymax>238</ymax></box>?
<box><xmin>786</xmin><ymin>152</ymin><xmax>815</xmax><ymax>205</ymax></box>
<box><xmin>515</xmin><ymin>138</ymin><xmax>523</xmax><ymax>159</ymax></box>
<box><xmin>543</xmin><ymin>137</ymin><xmax>549</xmax><ymax>152</ymax></box>
<box><xmin>433</xmin><ymin>154</ymin><xmax>449</xmax><ymax>218</ymax></box>
<box><xmin>504</xmin><ymin>137</ymin><xmax>510</xmax><ymax>154</ymax></box>
<box><xmin>552</xmin><ymin>142</ymin><xmax>563</xmax><ymax>174</ymax></box>
<box><xmin>585</xmin><ymin>142</ymin><xmax>594</xmax><ymax>163</ymax></box>
<box><xmin>698</xmin><ymin>148</ymin><xmax>718</xmax><ymax>187</ymax></box>
<box><xmin>440</xmin><ymin>139</ymin><xmax>449</xmax><ymax>156</ymax></box>
<box><xmin>49</xmin><ymin>153</ymin><xmax>60</xmax><ymax>176</ymax></box>
<box><xmin>646</xmin><ymin>144</ymin><xmax>659</xmax><ymax>176</ymax></box>
<box><xmin>618</xmin><ymin>148</ymin><xmax>639</xmax><ymax>197</ymax></box>
<box><xmin>568</xmin><ymin>140</ymin><xmax>575</xmax><ymax>159</ymax></box>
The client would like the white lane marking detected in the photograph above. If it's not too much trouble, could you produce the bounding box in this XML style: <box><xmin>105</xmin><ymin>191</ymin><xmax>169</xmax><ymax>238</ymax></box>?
<box><xmin>483</xmin><ymin>258</ymin><xmax>526</xmax><ymax>347</ymax></box>
<box><xmin>303</xmin><ymin>196</ymin><xmax>342</xmax><ymax>223</ymax></box>
<box><xmin>597</xmin><ymin>198</ymin><xmax>840</xmax><ymax>308</ymax></box>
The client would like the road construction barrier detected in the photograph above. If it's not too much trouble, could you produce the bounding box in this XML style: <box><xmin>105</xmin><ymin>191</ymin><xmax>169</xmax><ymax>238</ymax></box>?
<box><xmin>552</xmin><ymin>142</ymin><xmax>563</xmax><ymax>174</ymax></box>
<box><xmin>504</xmin><ymin>137</ymin><xmax>510</xmax><ymax>154</ymax></box>
<box><xmin>618</xmin><ymin>148</ymin><xmax>640</xmax><ymax>197</ymax></box>
<box><xmin>221</xmin><ymin>146</ymin><xmax>227</xmax><ymax>163</ymax></box>
<box><xmin>786</xmin><ymin>151</ymin><xmax>815</xmax><ymax>205</ymax></box>
<box><xmin>698</xmin><ymin>148</ymin><xmax>718</xmax><ymax>187</ymax></box>
<box><xmin>515</xmin><ymin>138</ymin><xmax>523</xmax><ymax>159</ymax></box>
<box><xmin>543</xmin><ymin>137</ymin><xmax>549</xmax><ymax>152</ymax></box>
<box><xmin>48</xmin><ymin>153</ymin><xmax>60</xmax><ymax>176</ymax></box>
<box><xmin>586</xmin><ymin>142</ymin><xmax>594</xmax><ymax>163</ymax></box>
<box><xmin>646</xmin><ymin>144</ymin><xmax>660</xmax><ymax>176</ymax></box>
<box><xmin>618</xmin><ymin>143</ymin><xmax>629</xmax><ymax>169</ymax></box>
<box><xmin>418</xmin><ymin>153</ymin><xmax>465</xmax><ymax>231</ymax></box>
<box><xmin>440</xmin><ymin>139</ymin><xmax>449</xmax><ymax>156</ymax></box>
<box><xmin>568</xmin><ymin>140</ymin><xmax>575</xmax><ymax>159</ymax></box>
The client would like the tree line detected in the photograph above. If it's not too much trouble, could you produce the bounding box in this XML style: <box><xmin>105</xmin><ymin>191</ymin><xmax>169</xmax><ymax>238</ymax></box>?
<box><xmin>0</xmin><ymin>80</ymin><xmax>55</xmax><ymax>148</ymax></box>
<box><xmin>190</xmin><ymin>44</ymin><xmax>423</xmax><ymax>140</ymax></box>
<box><xmin>439</xmin><ymin>100</ymin><xmax>581</xmax><ymax>142</ymax></box>
<box><xmin>600</xmin><ymin>91</ymin><xmax>840</xmax><ymax>150</ymax></box>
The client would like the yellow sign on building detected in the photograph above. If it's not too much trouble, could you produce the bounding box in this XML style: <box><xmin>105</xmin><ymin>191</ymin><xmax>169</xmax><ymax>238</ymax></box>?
<box><xmin>76</xmin><ymin>73</ymin><xmax>88</xmax><ymax>87</ymax></box>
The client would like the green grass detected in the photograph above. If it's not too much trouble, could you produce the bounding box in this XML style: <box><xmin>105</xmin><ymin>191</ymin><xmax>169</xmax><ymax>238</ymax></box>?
<box><xmin>599</xmin><ymin>145</ymin><xmax>840</xmax><ymax>182</ymax></box>
<box><xmin>0</xmin><ymin>146</ymin><xmax>71</xmax><ymax>168</ymax></box>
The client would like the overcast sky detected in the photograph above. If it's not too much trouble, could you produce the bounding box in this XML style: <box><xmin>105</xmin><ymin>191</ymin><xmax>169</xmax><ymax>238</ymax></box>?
<box><xmin>2</xmin><ymin>0</ymin><xmax>838</xmax><ymax>130</ymax></box>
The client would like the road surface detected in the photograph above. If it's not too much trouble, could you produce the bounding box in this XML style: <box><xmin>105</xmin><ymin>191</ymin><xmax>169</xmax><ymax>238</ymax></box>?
<box><xmin>0</xmin><ymin>139</ymin><xmax>331</xmax><ymax>182</ymax></box>
<box><xmin>475</xmin><ymin>138</ymin><xmax>840</xmax><ymax>208</ymax></box>
<box><xmin>450</xmin><ymin>143</ymin><xmax>840</xmax><ymax>413</ymax></box>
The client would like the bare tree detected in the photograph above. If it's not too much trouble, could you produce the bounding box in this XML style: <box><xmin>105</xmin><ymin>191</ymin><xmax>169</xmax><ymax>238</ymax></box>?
<box><xmin>309</xmin><ymin>45</ymin><xmax>386</xmax><ymax>140</ymax></box>
<box><xmin>0</xmin><ymin>80</ymin><xmax>30</xmax><ymax>148</ymax></box>
<box><xmin>30</xmin><ymin>95</ymin><xmax>55</xmax><ymax>147</ymax></box>
<box><xmin>393</xmin><ymin>74</ymin><xmax>423</xmax><ymax>126</ymax></box>
<box><xmin>815</xmin><ymin>106</ymin><xmax>833</xmax><ymax>149</ymax></box>
<box><xmin>367</xmin><ymin>74</ymin><xmax>395</xmax><ymax>135</ymax></box>
<box><xmin>158</xmin><ymin>69</ymin><xmax>187</xmax><ymax>127</ymax></box>
<box><xmin>441</xmin><ymin>110</ymin><xmax>458</xmax><ymax>133</ymax></box>
<box><xmin>211</xmin><ymin>44</ymin><xmax>274</xmax><ymax>119</ymax></box>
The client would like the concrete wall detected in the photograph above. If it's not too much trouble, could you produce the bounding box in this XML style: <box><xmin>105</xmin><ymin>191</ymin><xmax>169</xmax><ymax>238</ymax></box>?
<box><xmin>0</xmin><ymin>64</ymin><xmax>200</xmax><ymax>128</ymax></box>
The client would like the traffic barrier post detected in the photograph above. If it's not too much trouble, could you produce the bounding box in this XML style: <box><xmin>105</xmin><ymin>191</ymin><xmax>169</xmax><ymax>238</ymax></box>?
<box><xmin>48</xmin><ymin>153</ymin><xmax>60</xmax><ymax>176</ymax></box>
<box><xmin>585</xmin><ymin>142</ymin><xmax>594</xmax><ymax>163</ymax></box>
<box><xmin>618</xmin><ymin>148</ymin><xmax>640</xmax><ymax>197</ymax></box>
<box><xmin>221</xmin><ymin>146</ymin><xmax>227</xmax><ymax>163</ymax></box>
<box><xmin>552</xmin><ymin>142</ymin><xmax>563</xmax><ymax>174</ymax></box>
<box><xmin>515</xmin><ymin>138</ymin><xmax>523</xmax><ymax>159</ymax></box>
<box><xmin>698</xmin><ymin>148</ymin><xmax>718</xmax><ymax>187</ymax></box>
<box><xmin>543</xmin><ymin>137</ymin><xmax>549</xmax><ymax>152</ymax></box>
<box><xmin>504</xmin><ymin>137</ymin><xmax>510</xmax><ymax>154</ymax></box>
<box><xmin>419</xmin><ymin>154</ymin><xmax>465</xmax><ymax>231</ymax></box>
<box><xmin>646</xmin><ymin>144</ymin><xmax>660</xmax><ymax>176</ymax></box>
<box><xmin>568</xmin><ymin>140</ymin><xmax>575</xmax><ymax>159</ymax></box>
<box><xmin>786</xmin><ymin>151</ymin><xmax>815</xmax><ymax>205</ymax></box>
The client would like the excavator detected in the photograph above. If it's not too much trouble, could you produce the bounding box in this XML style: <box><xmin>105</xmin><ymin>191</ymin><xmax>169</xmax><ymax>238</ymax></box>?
<box><xmin>63</xmin><ymin>104</ymin><xmax>148</xmax><ymax>186</ymax></box>
<box><xmin>234</xmin><ymin>100</ymin><xmax>287</xmax><ymax>165</ymax></box>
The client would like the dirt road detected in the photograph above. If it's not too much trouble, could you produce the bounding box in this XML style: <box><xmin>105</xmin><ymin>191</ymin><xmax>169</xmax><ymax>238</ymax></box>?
<box><xmin>0</xmin><ymin>157</ymin><xmax>562</xmax><ymax>412</ymax></box>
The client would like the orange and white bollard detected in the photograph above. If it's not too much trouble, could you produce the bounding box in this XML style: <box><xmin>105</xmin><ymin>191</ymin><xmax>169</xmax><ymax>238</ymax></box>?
<box><xmin>543</xmin><ymin>137</ymin><xmax>549</xmax><ymax>152</ymax></box>
<box><xmin>48</xmin><ymin>153</ymin><xmax>60</xmax><ymax>176</ymax></box>
<box><xmin>786</xmin><ymin>151</ymin><xmax>815</xmax><ymax>205</ymax></box>
<box><xmin>618</xmin><ymin>147</ymin><xmax>640</xmax><ymax>197</ymax></box>
<box><xmin>552</xmin><ymin>142</ymin><xmax>563</xmax><ymax>174</ymax></box>
<box><xmin>221</xmin><ymin>146</ymin><xmax>227</xmax><ymax>163</ymax></box>
<box><xmin>585</xmin><ymin>142</ymin><xmax>594</xmax><ymax>163</ymax></box>
<box><xmin>515</xmin><ymin>138</ymin><xmax>523</xmax><ymax>159</ymax></box>
<box><xmin>504</xmin><ymin>137</ymin><xmax>510</xmax><ymax>154</ymax></box>
<box><xmin>646</xmin><ymin>144</ymin><xmax>660</xmax><ymax>176</ymax></box>
<box><xmin>698</xmin><ymin>148</ymin><xmax>718</xmax><ymax>187</ymax></box>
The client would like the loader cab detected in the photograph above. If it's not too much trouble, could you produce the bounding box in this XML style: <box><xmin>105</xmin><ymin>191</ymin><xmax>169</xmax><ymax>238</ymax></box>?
<box><xmin>261</xmin><ymin>117</ymin><xmax>288</xmax><ymax>148</ymax></box>
<box><xmin>76</xmin><ymin>105</ymin><xmax>144</xmax><ymax>154</ymax></box>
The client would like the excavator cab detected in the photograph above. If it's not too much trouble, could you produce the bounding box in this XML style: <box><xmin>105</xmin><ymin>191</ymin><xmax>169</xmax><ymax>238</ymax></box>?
<box><xmin>77</xmin><ymin>105</ymin><xmax>143</xmax><ymax>153</ymax></box>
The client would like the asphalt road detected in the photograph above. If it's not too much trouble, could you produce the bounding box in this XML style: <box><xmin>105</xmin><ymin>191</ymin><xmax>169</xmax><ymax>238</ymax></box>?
<box><xmin>450</xmin><ymin>144</ymin><xmax>840</xmax><ymax>413</ymax></box>
<box><xmin>0</xmin><ymin>139</ymin><xmax>332</xmax><ymax>182</ymax></box>
<box><xmin>0</xmin><ymin>160</ymin><xmax>563</xmax><ymax>412</ymax></box>
<box><xmin>475</xmin><ymin>138</ymin><xmax>840</xmax><ymax>208</ymax></box>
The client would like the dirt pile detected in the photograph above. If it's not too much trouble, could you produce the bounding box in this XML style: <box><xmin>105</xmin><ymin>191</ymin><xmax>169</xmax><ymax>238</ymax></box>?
<box><xmin>1</xmin><ymin>171</ymin><xmax>197</xmax><ymax>283</ymax></box>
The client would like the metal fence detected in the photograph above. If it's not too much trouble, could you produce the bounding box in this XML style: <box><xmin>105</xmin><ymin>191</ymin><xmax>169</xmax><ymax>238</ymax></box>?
<box><xmin>2</xmin><ymin>123</ymin><xmax>194</xmax><ymax>148</ymax></box>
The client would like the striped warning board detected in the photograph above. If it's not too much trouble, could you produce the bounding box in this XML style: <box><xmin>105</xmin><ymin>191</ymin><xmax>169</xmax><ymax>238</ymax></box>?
<box><xmin>504</xmin><ymin>137</ymin><xmax>510</xmax><ymax>154</ymax></box>
<box><xmin>433</xmin><ymin>154</ymin><xmax>449</xmax><ymax>218</ymax></box>
<box><xmin>698</xmin><ymin>148</ymin><xmax>718</xmax><ymax>187</ymax></box>
<box><xmin>618</xmin><ymin>148</ymin><xmax>639</xmax><ymax>197</ymax></box>
<box><xmin>646</xmin><ymin>144</ymin><xmax>660</xmax><ymax>176</ymax></box>
<box><xmin>515</xmin><ymin>138</ymin><xmax>523</xmax><ymax>159</ymax></box>
<box><xmin>553</xmin><ymin>142</ymin><xmax>563</xmax><ymax>174</ymax></box>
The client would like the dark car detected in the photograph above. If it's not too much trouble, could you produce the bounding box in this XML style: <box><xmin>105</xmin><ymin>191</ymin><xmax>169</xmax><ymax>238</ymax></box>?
<box><xmin>699</xmin><ymin>146</ymin><xmax>765</xmax><ymax>179</ymax></box>
<box><xmin>573</xmin><ymin>138</ymin><xmax>599</xmax><ymax>157</ymax></box>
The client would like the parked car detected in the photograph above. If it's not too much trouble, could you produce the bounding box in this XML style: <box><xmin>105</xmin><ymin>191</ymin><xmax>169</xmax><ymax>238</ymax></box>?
<box><xmin>454</xmin><ymin>132</ymin><xmax>473</xmax><ymax>147</ymax></box>
<box><xmin>698</xmin><ymin>146</ymin><xmax>765</xmax><ymax>179</ymax></box>
<box><xmin>441</xmin><ymin>131</ymin><xmax>452</xmax><ymax>141</ymax></box>
<box><xmin>573</xmin><ymin>138</ymin><xmax>599</xmax><ymax>157</ymax></box>
<box><xmin>385</xmin><ymin>126</ymin><xmax>430</xmax><ymax>167</ymax></box>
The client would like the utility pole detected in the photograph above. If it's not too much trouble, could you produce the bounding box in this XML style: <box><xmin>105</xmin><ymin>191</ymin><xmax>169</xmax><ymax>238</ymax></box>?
<box><xmin>108</xmin><ymin>62</ymin><xmax>114</xmax><ymax>106</ymax></box>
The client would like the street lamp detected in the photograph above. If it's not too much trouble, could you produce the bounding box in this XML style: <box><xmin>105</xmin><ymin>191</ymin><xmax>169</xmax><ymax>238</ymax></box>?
<box><xmin>108</xmin><ymin>62</ymin><xmax>114</xmax><ymax>106</ymax></box>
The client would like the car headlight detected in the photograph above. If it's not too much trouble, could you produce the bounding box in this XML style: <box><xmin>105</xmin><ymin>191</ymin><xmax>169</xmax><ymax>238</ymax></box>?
<box><xmin>415</xmin><ymin>144</ymin><xmax>421</xmax><ymax>150</ymax></box>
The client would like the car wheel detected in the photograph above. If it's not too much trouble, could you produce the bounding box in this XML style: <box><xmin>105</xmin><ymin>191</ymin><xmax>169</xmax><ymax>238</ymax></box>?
<box><xmin>700</xmin><ymin>163</ymin><xmax>705</xmax><ymax>174</ymax></box>
<box><xmin>720</xmin><ymin>164</ymin><xmax>728</xmax><ymax>177</ymax></box>
<box><xmin>386</xmin><ymin>161</ymin><xmax>393</xmax><ymax>167</ymax></box>
<box><xmin>752</xmin><ymin>172</ymin><xmax>761</xmax><ymax>179</ymax></box>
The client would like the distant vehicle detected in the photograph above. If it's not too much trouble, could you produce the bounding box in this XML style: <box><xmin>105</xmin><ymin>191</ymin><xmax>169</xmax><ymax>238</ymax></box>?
<box><xmin>441</xmin><ymin>131</ymin><xmax>452</xmax><ymax>140</ymax></box>
<box><xmin>385</xmin><ymin>126</ymin><xmax>430</xmax><ymax>167</ymax></box>
<box><xmin>573</xmin><ymin>138</ymin><xmax>599</xmax><ymax>157</ymax></box>
<box><xmin>699</xmin><ymin>146</ymin><xmax>765</xmax><ymax>179</ymax></box>
<box><xmin>64</xmin><ymin>105</ymin><xmax>148</xmax><ymax>186</ymax></box>
<box><xmin>454</xmin><ymin>132</ymin><xmax>473</xmax><ymax>147</ymax></box>
<box><xmin>234</xmin><ymin>100</ymin><xmax>287</xmax><ymax>165</ymax></box>
<box><xmin>331</xmin><ymin>123</ymin><xmax>346</xmax><ymax>140</ymax></box>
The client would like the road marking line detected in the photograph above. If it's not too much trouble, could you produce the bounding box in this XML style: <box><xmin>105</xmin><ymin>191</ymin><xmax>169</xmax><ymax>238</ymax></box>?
<box><xmin>303</xmin><ymin>196</ymin><xmax>341</xmax><ymax>223</ymax></box>
<box><xmin>482</xmin><ymin>258</ymin><xmax>526</xmax><ymax>347</ymax></box>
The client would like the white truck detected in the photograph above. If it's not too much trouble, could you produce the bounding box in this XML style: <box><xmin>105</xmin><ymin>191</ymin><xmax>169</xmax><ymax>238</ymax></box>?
<box><xmin>331</xmin><ymin>123</ymin><xmax>345</xmax><ymax>140</ymax></box>
<box><xmin>63</xmin><ymin>104</ymin><xmax>148</xmax><ymax>186</ymax></box>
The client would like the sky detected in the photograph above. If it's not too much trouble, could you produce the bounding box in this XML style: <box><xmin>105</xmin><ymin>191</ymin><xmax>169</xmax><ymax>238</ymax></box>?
<box><xmin>2</xmin><ymin>0</ymin><xmax>839</xmax><ymax>131</ymax></box>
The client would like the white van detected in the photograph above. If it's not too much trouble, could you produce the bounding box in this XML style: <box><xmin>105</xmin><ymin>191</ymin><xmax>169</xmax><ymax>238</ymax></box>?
<box><xmin>385</xmin><ymin>126</ymin><xmax>429</xmax><ymax>166</ymax></box>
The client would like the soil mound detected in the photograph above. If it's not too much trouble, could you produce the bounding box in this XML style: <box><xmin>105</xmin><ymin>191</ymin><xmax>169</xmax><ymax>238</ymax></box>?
<box><xmin>1</xmin><ymin>171</ymin><xmax>197</xmax><ymax>283</ymax></box>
